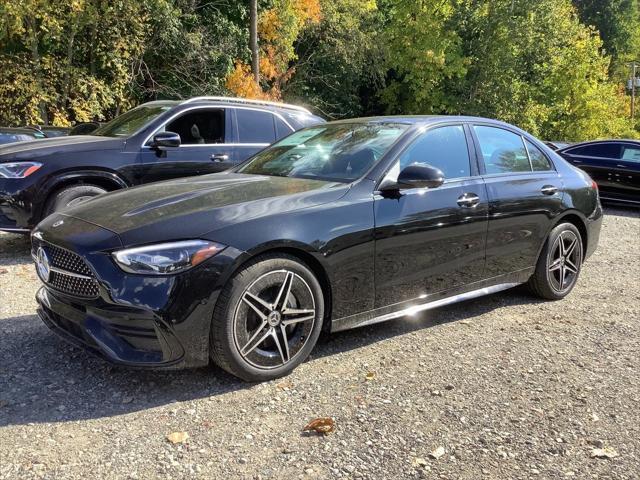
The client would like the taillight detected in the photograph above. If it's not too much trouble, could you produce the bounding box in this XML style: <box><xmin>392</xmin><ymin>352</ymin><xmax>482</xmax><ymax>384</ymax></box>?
<box><xmin>591</xmin><ymin>180</ymin><xmax>598</xmax><ymax>190</ymax></box>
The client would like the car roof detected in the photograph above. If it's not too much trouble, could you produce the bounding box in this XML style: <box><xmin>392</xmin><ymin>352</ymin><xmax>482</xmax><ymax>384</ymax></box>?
<box><xmin>139</xmin><ymin>97</ymin><xmax>312</xmax><ymax>115</ymax></box>
<box><xmin>327</xmin><ymin>115</ymin><xmax>519</xmax><ymax>128</ymax></box>
<box><xmin>557</xmin><ymin>138</ymin><xmax>640</xmax><ymax>153</ymax></box>
<box><xmin>0</xmin><ymin>127</ymin><xmax>39</xmax><ymax>135</ymax></box>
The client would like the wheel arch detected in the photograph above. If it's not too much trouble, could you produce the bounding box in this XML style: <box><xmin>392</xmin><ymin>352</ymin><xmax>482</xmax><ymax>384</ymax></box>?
<box><xmin>221</xmin><ymin>242</ymin><xmax>334</xmax><ymax>333</ymax></box>
<box><xmin>547</xmin><ymin>210</ymin><xmax>589</xmax><ymax>263</ymax></box>
<box><xmin>38</xmin><ymin>169</ymin><xmax>129</xmax><ymax>218</ymax></box>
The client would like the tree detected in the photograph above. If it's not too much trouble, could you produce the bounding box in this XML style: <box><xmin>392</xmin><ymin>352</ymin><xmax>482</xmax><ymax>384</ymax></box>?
<box><xmin>284</xmin><ymin>0</ymin><xmax>384</xmax><ymax>118</ymax></box>
<box><xmin>378</xmin><ymin>0</ymin><xmax>467</xmax><ymax>115</ymax></box>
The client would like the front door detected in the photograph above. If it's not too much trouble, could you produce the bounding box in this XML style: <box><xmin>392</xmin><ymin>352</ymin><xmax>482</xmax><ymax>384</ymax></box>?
<box><xmin>373</xmin><ymin>124</ymin><xmax>488</xmax><ymax>308</ymax></box>
<box><xmin>138</xmin><ymin>108</ymin><xmax>234</xmax><ymax>183</ymax></box>
<box><xmin>471</xmin><ymin>124</ymin><xmax>565</xmax><ymax>277</ymax></box>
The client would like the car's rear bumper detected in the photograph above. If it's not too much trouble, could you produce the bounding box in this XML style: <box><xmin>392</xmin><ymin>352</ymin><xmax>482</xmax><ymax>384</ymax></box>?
<box><xmin>584</xmin><ymin>202</ymin><xmax>603</xmax><ymax>260</ymax></box>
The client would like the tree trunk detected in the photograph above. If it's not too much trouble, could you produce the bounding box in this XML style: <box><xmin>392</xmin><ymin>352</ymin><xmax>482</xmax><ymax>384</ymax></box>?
<box><xmin>250</xmin><ymin>0</ymin><xmax>259</xmax><ymax>83</ymax></box>
<box><xmin>26</xmin><ymin>17</ymin><xmax>49</xmax><ymax>125</ymax></box>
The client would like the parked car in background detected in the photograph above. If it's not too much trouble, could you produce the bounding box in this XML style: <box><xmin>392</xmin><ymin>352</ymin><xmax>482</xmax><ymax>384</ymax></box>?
<box><xmin>0</xmin><ymin>96</ymin><xmax>324</xmax><ymax>232</ymax></box>
<box><xmin>26</xmin><ymin>125</ymin><xmax>72</xmax><ymax>138</ymax></box>
<box><xmin>68</xmin><ymin>121</ymin><xmax>102</xmax><ymax>136</ymax></box>
<box><xmin>31</xmin><ymin>116</ymin><xmax>602</xmax><ymax>381</ymax></box>
<box><xmin>544</xmin><ymin>141</ymin><xmax>572</xmax><ymax>151</ymax></box>
<box><xmin>557</xmin><ymin>139</ymin><xmax>640</xmax><ymax>206</ymax></box>
<box><xmin>0</xmin><ymin>127</ymin><xmax>45</xmax><ymax>144</ymax></box>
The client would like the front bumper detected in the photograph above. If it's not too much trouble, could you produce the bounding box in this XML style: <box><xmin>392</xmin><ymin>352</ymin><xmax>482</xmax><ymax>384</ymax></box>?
<box><xmin>33</xmin><ymin>214</ymin><xmax>246</xmax><ymax>369</ymax></box>
<box><xmin>0</xmin><ymin>177</ymin><xmax>40</xmax><ymax>231</ymax></box>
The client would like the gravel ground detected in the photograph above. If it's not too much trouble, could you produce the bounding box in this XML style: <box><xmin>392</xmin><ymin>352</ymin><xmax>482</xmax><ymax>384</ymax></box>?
<box><xmin>0</xmin><ymin>207</ymin><xmax>638</xmax><ymax>480</ymax></box>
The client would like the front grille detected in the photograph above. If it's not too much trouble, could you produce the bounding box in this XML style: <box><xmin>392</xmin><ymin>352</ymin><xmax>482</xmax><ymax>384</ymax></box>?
<box><xmin>33</xmin><ymin>239</ymin><xmax>99</xmax><ymax>298</ymax></box>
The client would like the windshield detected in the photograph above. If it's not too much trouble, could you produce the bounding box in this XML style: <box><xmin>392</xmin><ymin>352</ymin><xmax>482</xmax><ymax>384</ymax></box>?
<box><xmin>237</xmin><ymin>123</ymin><xmax>409</xmax><ymax>183</ymax></box>
<box><xmin>93</xmin><ymin>105</ymin><xmax>172</xmax><ymax>137</ymax></box>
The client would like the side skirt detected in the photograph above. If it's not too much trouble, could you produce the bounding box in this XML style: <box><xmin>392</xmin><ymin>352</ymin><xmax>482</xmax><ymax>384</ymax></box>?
<box><xmin>331</xmin><ymin>268</ymin><xmax>533</xmax><ymax>333</ymax></box>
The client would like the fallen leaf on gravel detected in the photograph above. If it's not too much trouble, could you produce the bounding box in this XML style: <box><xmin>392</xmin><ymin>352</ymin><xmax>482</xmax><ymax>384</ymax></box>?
<box><xmin>276</xmin><ymin>380</ymin><xmax>293</xmax><ymax>391</ymax></box>
<box><xmin>303</xmin><ymin>417</ymin><xmax>335</xmax><ymax>435</ymax></box>
<box><xmin>166</xmin><ymin>431</ymin><xmax>189</xmax><ymax>444</ymax></box>
<box><xmin>590</xmin><ymin>447</ymin><xmax>618</xmax><ymax>459</ymax></box>
<box><xmin>412</xmin><ymin>457</ymin><xmax>428</xmax><ymax>467</ymax></box>
<box><xmin>0</xmin><ymin>268</ymin><xmax>7</xmax><ymax>274</ymax></box>
<box><xmin>429</xmin><ymin>446</ymin><xmax>445</xmax><ymax>459</ymax></box>
<box><xmin>365</xmin><ymin>372</ymin><xmax>375</xmax><ymax>381</ymax></box>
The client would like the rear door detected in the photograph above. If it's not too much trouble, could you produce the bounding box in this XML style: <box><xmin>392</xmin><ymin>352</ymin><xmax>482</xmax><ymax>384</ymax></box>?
<box><xmin>373</xmin><ymin>124</ymin><xmax>488</xmax><ymax>307</ymax></box>
<box><xmin>139</xmin><ymin>107</ymin><xmax>233</xmax><ymax>183</ymax></box>
<box><xmin>471</xmin><ymin>124</ymin><xmax>564</xmax><ymax>278</ymax></box>
<box><xmin>232</xmin><ymin>108</ymin><xmax>293</xmax><ymax>163</ymax></box>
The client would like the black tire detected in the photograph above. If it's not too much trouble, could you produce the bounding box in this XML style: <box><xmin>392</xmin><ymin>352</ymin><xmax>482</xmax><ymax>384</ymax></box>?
<box><xmin>528</xmin><ymin>222</ymin><xmax>583</xmax><ymax>300</ymax></box>
<box><xmin>44</xmin><ymin>185</ymin><xmax>107</xmax><ymax>217</ymax></box>
<box><xmin>210</xmin><ymin>254</ymin><xmax>325</xmax><ymax>382</ymax></box>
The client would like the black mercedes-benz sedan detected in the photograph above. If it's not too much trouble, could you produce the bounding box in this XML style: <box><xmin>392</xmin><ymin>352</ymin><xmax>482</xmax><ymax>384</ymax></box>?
<box><xmin>556</xmin><ymin>139</ymin><xmax>639</xmax><ymax>206</ymax></box>
<box><xmin>31</xmin><ymin>116</ymin><xmax>603</xmax><ymax>381</ymax></box>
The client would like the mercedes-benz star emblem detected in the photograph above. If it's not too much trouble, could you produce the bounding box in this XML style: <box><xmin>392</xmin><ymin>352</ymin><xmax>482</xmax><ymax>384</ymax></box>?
<box><xmin>36</xmin><ymin>247</ymin><xmax>51</xmax><ymax>282</ymax></box>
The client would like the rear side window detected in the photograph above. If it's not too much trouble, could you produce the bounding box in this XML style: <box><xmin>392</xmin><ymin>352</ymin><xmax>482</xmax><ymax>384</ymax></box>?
<box><xmin>621</xmin><ymin>145</ymin><xmax>640</xmax><ymax>163</ymax></box>
<box><xmin>236</xmin><ymin>109</ymin><xmax>276</xmax><ymax>143</ymax></box>
<box><xmin>565</xmin><ymin>143</ymin><xmax>621</xmax><ymax>159</ymax></box>
<box><xmin>525</xmin><ymin>139</ymin><xmax>553</xmax><ymax>171</ymax></box>
<box><xmin>274</xmin><ymin>116</ymin><xmax>293</xmax><ymax>140</ymax></box>
<box><xmin>399</xmin><ymin>125</ymin><xmax>471</xmax><ymax>179</ymax></box>
<box><xmin>474</xmin><ymin>126</ymin><xmax>530</xmax><ymax>174</ymax></box>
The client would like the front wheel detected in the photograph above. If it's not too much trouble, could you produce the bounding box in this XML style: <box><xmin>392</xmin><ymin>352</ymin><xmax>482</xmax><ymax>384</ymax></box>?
<box><xmin>44</xmin><ymin>184</ymin><xmax>107</xmax><ymax>218</ymax></box>
<box><xmin>528</xmin><ymin>222</ymin><xmax>583</xmax><ymax>300</ymax></box>
<box><xmin>210</xmin><ymin>254</ymin><xmax>325</xmax><ymax>382</ymax></box>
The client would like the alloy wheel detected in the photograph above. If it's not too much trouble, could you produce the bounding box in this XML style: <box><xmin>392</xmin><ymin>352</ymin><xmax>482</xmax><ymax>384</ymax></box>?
<box><xmin>547</xmin><ymin>230</ymin><xmax>581</xmax><ymax>293</ymax></box>
<box><xmin>232</xmin><ymin>269</ymin><xmax>316</xmax><ymax>369</ymax></box>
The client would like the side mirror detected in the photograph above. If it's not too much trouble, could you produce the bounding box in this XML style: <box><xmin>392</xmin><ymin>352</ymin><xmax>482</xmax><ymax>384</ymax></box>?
<box><xmin>380</xmin><ymin>163</ymin><xmax>445</xmax><ymax>191</ymax></box>
<box><xmin>152</xmin><ymin>131</ymin><xmax>181</xmax><ymax>148</ymax></box>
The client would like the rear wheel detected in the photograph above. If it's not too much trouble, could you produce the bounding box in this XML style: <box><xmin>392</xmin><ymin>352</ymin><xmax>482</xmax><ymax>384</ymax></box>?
<box><xmin>44</xmin><ymin>185</ymin><xmax>107</xmax><ymax>217</ymax></box>
<box><xmin>210</xmin><ymin>254</ymin><xmax>324</xmax><ymax>382</ymax></box>
<box><xmin>528</xmin><ymin>223</ymin><xmax>583</xmax><ymax>300</ymax></box>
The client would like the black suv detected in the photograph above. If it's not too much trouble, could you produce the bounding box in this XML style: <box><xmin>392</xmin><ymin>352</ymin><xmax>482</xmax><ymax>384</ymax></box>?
<box><xmin>0</xmin><ymin>97</ymin><xmax>324</xmax><ymax>232</ymax></box>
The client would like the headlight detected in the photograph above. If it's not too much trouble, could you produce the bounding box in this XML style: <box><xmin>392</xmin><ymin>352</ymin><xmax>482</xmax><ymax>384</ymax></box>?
<box><xmin>0</xmin><ymin>162</ymin><xmax>43</xmax><ymax>178</ymax></box>
<box><xmin>112</xmin><ymin>240</ymin><xmax>225</xmax><ymax>275</ymax></box>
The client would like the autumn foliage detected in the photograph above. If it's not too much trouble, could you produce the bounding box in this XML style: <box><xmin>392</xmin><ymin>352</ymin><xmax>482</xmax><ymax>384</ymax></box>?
<box><xmin>225</xmin><ymin>0</ymin><xmax>321</xmax><ymax>100</ymax></box>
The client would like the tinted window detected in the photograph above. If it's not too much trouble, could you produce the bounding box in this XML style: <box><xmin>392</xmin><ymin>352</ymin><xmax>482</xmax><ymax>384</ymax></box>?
<box><xmin>621</xmin><ymin>146</ymin><xmax>640</xmax><ymax>163</ymax></box>
<box><xmin>238</xmin><ymin>123</ymin><xmax>408</xmax><ymax>183</ymax></box>
<box><xmin>565</xmin><ymin>143</ymin><xmax>621</xmax><ymax>159</ymax></box>
<box><xmin>399</xmin><ymin>125</ymin><xmax>470</xmax><ymax>179</ymax></box>
<box><xmin>525</xmin><ymin>139</ymin><xmax>553</xmax><ymax>171</ymax></box>
<box><xmin>166</xmin><ymin>109</ymin><xmax>225</xmax><ymax>145</ymax></box>
<box><xmin>94</xmin><ymin>105</ymin><xmax>172</xmax><ymax>137</ymax></box>
<box><xmin>474</xmin><ymin>126</ymin><xmax>530</xmax><ymax>174</ymax></box>
<box><xmin>237</xmin><ymin>109</ymin><xmax>276</xmax><ymax>143</ymax></box>
<box><xmin>274</xmin><ymin>116</ymin><xmax>293</xmax><ymax>140</ymax></box>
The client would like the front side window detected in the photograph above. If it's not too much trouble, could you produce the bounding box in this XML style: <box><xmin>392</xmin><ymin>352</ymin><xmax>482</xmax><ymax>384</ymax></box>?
<box><xmin>525</xmin><ymin>139</ymin><xmax>553</xmax><ymax>171</ymax></box>
<box><xmin>237</xmin><ymin>123</ymin><xmax>409</xmax><ymax>183</ymax></box>
<box><xmin>237</xmin><ymin>109</ymin><xmax>276</xmax><ymax>144</ymax></box>
<box><xmin>166</xmin><ymin>109</ymin><xmax>225</xmax><ymax>145</ymax></box>
<box><xmin>474</xmin><ymin>126</ymin><xmax>530</xmax><ymax>174</ymax></box>
<box><xmin>94</xmin><ymin>105</ymin><xmax>172</xmax><ymax>137</ymax></box>
<box><xmin>398</xmin><ymin>125</ymin><xmax>471</xmax><ymax>179</ymax></box>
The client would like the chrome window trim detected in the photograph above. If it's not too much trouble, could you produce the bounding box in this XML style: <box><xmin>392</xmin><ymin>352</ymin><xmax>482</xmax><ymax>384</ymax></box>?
<box><xmin>141</xmin><ymin>105</ymin><xmax>294</xmax><ymax>148</ymax></box>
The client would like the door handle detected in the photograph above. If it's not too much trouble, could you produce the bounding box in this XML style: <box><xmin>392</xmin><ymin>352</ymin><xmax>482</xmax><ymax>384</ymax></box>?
<box><xmin>540</xmin><ymin>185</ymin><xmax>558</xmax><ymax>195</ymax></box>
<box><xmin>457</xmin><ymin>193</ymin><xmax>480</xmax><ymax>208</ymax></box>
<box><xmin>211</xmin><ymin>154</ymin><xmax>229</xmax><ymax>162</ymax></box>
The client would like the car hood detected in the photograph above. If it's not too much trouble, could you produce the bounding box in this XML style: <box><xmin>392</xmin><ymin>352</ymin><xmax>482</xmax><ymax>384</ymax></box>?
<box><xmin>60</xmin><ymin>173</ymin><xmax>350</xmax><ymax>246</ymax></box>
<box><xmin>0</xmin><ymin>135</ymin><xmax>124</xmax><ymax>161</ymax></box>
